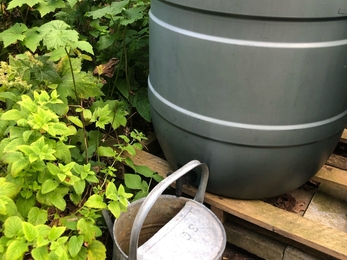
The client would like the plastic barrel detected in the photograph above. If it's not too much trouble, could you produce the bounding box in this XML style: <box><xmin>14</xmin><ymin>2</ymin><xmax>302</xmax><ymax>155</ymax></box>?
<box><xmin>148</xmin><ymin>0</ymin><xmax>347</xmax><ymax>199</ymax></box>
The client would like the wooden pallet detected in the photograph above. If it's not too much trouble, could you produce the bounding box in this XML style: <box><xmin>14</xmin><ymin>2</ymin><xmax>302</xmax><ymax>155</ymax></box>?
<box><xmin>130</xmin><ymin>129</ymin><xmax>347</xmax><ymax>260</ymax></box>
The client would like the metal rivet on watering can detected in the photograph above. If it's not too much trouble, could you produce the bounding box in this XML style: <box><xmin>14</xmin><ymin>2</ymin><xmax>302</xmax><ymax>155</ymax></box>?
<box><xmin>113</xmin><ymin>160</ymin><xmax>226</xmax><ymax>260</ymax></box>
<box><xmin>148</xmin><ymin>0</ymin><xmax>347</xmax><ymax>199</ymax></box>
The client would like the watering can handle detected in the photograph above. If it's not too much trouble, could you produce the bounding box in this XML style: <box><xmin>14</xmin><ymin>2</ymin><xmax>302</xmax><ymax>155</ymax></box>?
<box><xmin>128</xmin><ymin>160</ymin><xmax>209</xmax><ymax>260</ymax></box>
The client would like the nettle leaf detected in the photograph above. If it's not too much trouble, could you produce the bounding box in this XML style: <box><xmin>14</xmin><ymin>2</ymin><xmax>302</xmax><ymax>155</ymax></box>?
<box><xmin>1</xmin><ymin>109</ymin><xmax>23</xmax><ymax>121</ymax></box>
<box><xmin>38</xmin><ymin>20</ymin><xmax>79</xmax><ymax>50</ymax></box>
<box><xmin>4</xmin><ymin>216</ymin><xmax>22</xmax><ymax>238</ymax></box>
<box><xmin>3</xmin><ymin>152</ymin><xmax>30</xmax><ymax>177</ymax></box>
<box><xmin>50</xmin><ymin>189</ymin><xmax>68</xmax><ymax>211</ymax></box>
<box><xmin>68</xmin><ymin>235</ymin><xmax>84</xmax><ymax>258</ymax></box>
<box><xmin>87</xmin><ymin>240</ymin><xmax>106</xmax><ymax>260</ymax></box>
<box><xmin>108</xmin><ymin>201</ymin><xmax>126</xmax><ymax>218</ymax></box>
<box><xmin>73</xmin><ymin>179</ymin><xmax>85</xmax><ymax>196</ymax></box>
<box><xmin>0</xmin><ymin>196</ymin><xmax>19</xmax><ymax>222</ymax></box>
<box><xmin>32</xmin><ymin>246</ymin><xmax>49</xmax><ymax>260</ymax></box>
<box><xmin>7</xmin><ymin>0</ymin><xmax>40</xmax><ymax>9</ymax></box>
<box><xmin>37</xmin><ymin>0</ymin><xmax>66</xmax><ymax>17</ymax></box>
<box><xmin>84</xmin><ymin>194</ymin><xmax>107</xmax><ymax>209</ymax></box>
<box><xmin>48</xmin><ymin>226</ymin><xmax>66</xmax><ymax>241</ymax></box>
<box><xmin>16</xmin><ymin>195</ymin><xmax>37</xmax><ymax>219</ymax></box>
<box><xmin>5</xmin><ymin>238</ymin><xmax>28</xmax><ymax>260</ymax></box>
<box><xmin>0</xmin><ymin>23</ymin><xmax>27</xmax><ymax>47</ymax></box>
<box><xmin>28</xmin><ymin>207</ymin><xmax>48</xmax><ymax>225</ymax></box>
<box><xmin>105</xmin><ymin>182</ymin><xmax>117</xmax><ymax>198</ymax></box>
<box><xmin>0</xmin><ymin>179</ymin><xmax>21</xmax><ymax>198</ymax></box>
<box><xmin>90</xmin><ymin>105</ymin><xmax>112</xmax><ymax>129</ymax></box>
<box><xmin>58</xmin><ymin>70</ymin><xmax>104</xmax><ymax>100</ymax></box>
<box><xmin>77</xmin><ymin>218</ymin><xmax>96</xmax><ymax>244</ymax></box>
<box><xmin>41</xmin><ymin>179</ymin><xmax>59</xmax><ymax>194</ymax></box>
<box><xmin>54</xmin><ymin>141</ymin><xmax>73</xmax><ymax>163</ymax></box>
<box><xmin>22</xmin><ymin>222</ymin><xmax>39</xmax><ymax>242</ymax></box>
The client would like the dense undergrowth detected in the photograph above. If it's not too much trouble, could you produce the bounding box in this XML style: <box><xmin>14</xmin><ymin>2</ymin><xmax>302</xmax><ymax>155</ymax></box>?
<box><xmin>0</xmin><ymin>0</ymin><xmax>160</xmax><ymax>259</ymax></box>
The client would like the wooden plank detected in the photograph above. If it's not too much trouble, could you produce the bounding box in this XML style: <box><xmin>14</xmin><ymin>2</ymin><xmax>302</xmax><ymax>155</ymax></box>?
<box><xmin>326</xmin><ymin>153</ymin><xmax>347</xmax><ymax>171</ymax></box>
<box><xmin>130</xmin><ymin>150</ymin><xmax>347</xmax><ymax>259</ymax></box>
<box><xmin>312</xmin><ymin>165</ymin><xmax>347</xmax><ymax>190</ymax></box>
<box><xmin>341</xmin><ymin>129</ymin><xmax>347</xmax><ymax>144</ymax></box>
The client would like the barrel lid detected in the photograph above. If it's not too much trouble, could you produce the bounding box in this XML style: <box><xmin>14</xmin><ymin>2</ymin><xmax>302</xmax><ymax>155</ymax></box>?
<box><xmin>163</xmin><ymin>0</ymin><xmax>347</xmax><ymax>19</ymax></box>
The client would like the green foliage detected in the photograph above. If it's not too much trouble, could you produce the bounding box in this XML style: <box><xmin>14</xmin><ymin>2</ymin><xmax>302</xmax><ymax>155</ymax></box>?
<box><xmin>0</xmin><ymin>1</ymin><xmax>158</xmax><ymax>257</ymax></box>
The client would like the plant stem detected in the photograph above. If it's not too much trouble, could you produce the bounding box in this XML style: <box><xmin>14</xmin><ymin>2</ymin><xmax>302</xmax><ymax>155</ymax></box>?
<box><xmin>64</xmin><ymin>47</ymin><xmax>79</xmax><ymax>103</ymax></box>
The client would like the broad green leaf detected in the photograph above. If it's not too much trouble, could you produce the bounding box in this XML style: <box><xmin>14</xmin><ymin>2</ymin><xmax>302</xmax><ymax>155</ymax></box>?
<box><xmin>73</xmin><ymin>179</ymin><xmax>85</xmax><ymax>195</ymax></box>
<box><xmin>4</xmin><ymin>216</ymin><xmax>22</xmax><ymax>238</ymax></box>
<box><xmin>97</xmin><ymin>146</ymin><xmax>115</xmax><ymax>157</ymax></box>
<box><xmin>77</xmin><ymin>218</ymin><xmax>96</xmax><ymax>243</ymax></box>
<box><xmin>0</xmin><ymin>199</ymin><xmax>7</xmax><ymax>215</ymax></box>
<box><xmin>105</xmin><ymin>182</ymin><xmax>117</xmax><ymax>197</ymax></box>
<box><xmin>135</xmin><ymin>165</ymin><xmax>155</xmax><ymax>178</ymax></box>
<box><xmin>84</xmin><ymin>194</ymin><xmax>107</xmax><ymax>209</ymax></box>
<box><xmin>0</xmin><ymin>23</ymin><xmax>27</xmax><ymax>47</ymax></box>
<box><xmin>73</xmin><ymin>247</ymin><xmax>87</xmax><ymax>260</ymax></box>
<box><xmin>133</xmin><ymin>87</ymin><xmax>151</xmax><ymax>122</ymax></box>
<box><xmin>133</xmin><ymin>190</ymin><xmax>149</xmax><ymax>201</ymax></box>
<box><xmin>54</xmin><ymin>141</ymin><xmax>73</xmax><ymax>163</ymax></box>
<box><xmin>7</xmin><ymin>0</ymin><xmax>40</xmax><ymax>9</ymax></box>
<box><xmin>87</xmin><ymin>240</ymin><xmax>106</xmax><ymax>260</ymax></box>
<box><xmin>50</xmin><ymin>191</ymin><xmax>67</xmax><ymax>211</ymax></box>
<box><xmin>60</xmin><ymin>215</ymin><xmax>78</xmax><ymax>231</ymax></box>
<box><xmin>0</xmin><ymin>92</ymin><xmax>17</xmax><ymax>101</ymax></box>
<box><xmin>85</xmin><ymin>1</ymin><xmax>127</xmax><ymax>19</ymax></box>
<box><xmin>67</xmin><ymin>116</ymin><xmax>83</xmax><ymax>128</ymax></box>
<box><xmin>47</xmin><ymin>162</ymin><xmax>61</xmax><ymax>175</ymax></box>
<box><xmin>28</xmin><ymin>207</ymin><xmax>48</xmax><ymax>225</ymax></box>
<box><xmin>22</xmin><ymin>130</ymin><xmax>33</xmax><ymax>142</ymax></box>
<box><xmin>22</xmin><ymin>221</ymin><xmax>39</xmax><ymax>241</ymax></box>
<box><xmin>67</xmin><ymin>235</ymin><xmax>83</xmax><ymax>258</ymax></box>
<box><xmin>120</xmin><ymin>6</ymin><xmax>146</xmax><ymax>26</ymax></box>
<box><xmin>32</xmin><ymin>246</ymin><xmax>49</xmax><ymax>260</ymax></box>
<box><xmin>66</xmin><ymin>0</ymin><xmax>78</xmax><ymax>7</ymax></box>
<box><xmin>118</xmin><ymin>184</ymin><xmax>133</xmax><ymax>199</ymax></box>
<box><xmin>38</xmin><ymin>20</ymin><xmax>79</xmax><ymax>50</ymax></box>
<box><xmin>74</xmin><ymin>41</ymin><xmax>94</xmax><ymax>55</ymax></box>
<box><xmin>153</xmin><ymin>173</ymin><xmax>164</xmax><ymax>183</ymax></box>
<box><xmin>1</xmin><ymin>109</ymin><xmax>23</xmax><ymax>121</ymax></box>
<box><xmin>11</xmin><ymin>156</ymin><xmax>30</xmax><ymax>177</ymax></box>
<box><xmin>0</xmin><ymin>197</ymin><xmax>19</xmax><ymax>222</ymax></box>
<box><xmin>41</xmin><ymin>179</ymin><xmax>59</xmax><ymax>194</ymax></box>
<box><xmin>124</xmin><ymin>173</ymin><xmax>142</xmax><ymax>190</ymax></box>
<box><xmin>16</xmin><ymin>195</ymin><xmax>37</xmax><ymax>220</ymax></box>
<box><xmin>23</xmin><ymin>27</ymin><xmax>42</xmax><ymax>52</ymax></box>
<box><xmin>48</xmin><ymin>226</ymin><xmax>66</xmax><ymax>241</ymax></box>
<box><xmin>5</xmin><ymin>238</ymin><xmax>28</xmax><ymax>260</ymax></box>
<box><xmin>96</xmin><ymin>34</ymin><xmax>116</xmax><ymax>51</ymax></box>
<box><xmin>108</xmin><ymin>201</ymin><xmax>122</xmax><ymax>218</ymax></box>
<box><xmin>37</xmin><ymin>0</ymin><xmax>66</xmax><ymax>17</ymax></box>
<box><xmin>0</xmin><ymin>180</ymin><xmax>21</xmax><ymax>198</ymax></box>
<box><xmin>124</xmin><ymin>145</ymin><xmax>136</xmax><ymax>156</ymax></box>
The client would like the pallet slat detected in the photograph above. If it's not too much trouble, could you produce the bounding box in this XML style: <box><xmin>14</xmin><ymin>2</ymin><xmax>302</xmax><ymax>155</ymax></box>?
<box><xmin>130</xmin><ymin>150</ymin><xmax>347</xmax><ymax>259</ymax></box>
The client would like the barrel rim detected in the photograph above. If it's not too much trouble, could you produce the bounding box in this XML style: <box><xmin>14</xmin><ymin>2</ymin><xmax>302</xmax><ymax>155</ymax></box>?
<box><xmin>159</xmin><ymin>0</ymin><xmax>347</xmax><ymax>19</ymax></box>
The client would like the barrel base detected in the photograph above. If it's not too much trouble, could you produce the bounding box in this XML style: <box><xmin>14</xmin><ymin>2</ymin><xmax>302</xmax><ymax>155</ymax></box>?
<box><xmin>152</xmin><ymin>108</ymin><xmax>342</xmax><ymax>199</ymax></box>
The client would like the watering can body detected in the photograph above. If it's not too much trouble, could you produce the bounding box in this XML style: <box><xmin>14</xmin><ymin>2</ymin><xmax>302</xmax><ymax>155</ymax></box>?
<box><xmin>113</xmin><ymin>161</ymin><xmax>226</xmax><ymax>260</ymax></box>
